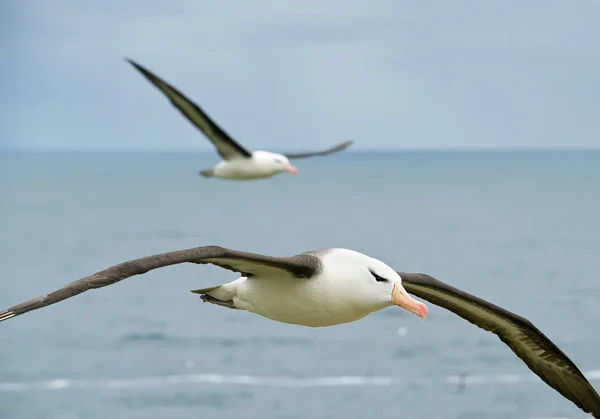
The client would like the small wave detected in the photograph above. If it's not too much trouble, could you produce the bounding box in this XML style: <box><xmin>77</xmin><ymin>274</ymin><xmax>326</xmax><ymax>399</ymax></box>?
<box><xmin>0</xmin><ymin>374</ymin><xmax>399</xmax><ymax>392</ymax></box>
<box><xmin>116</xmin><ymin>334</ymin><xmax>311</xmax><ymax>348</ymax></box>
<box><xmin>0</xmin><ymin>369</ymin><xmax>597</xmax><ymax>393</ymax></box>
<box><xmin>120</xmin><ymin>332</ymin><xmax>172</xmax><ymax>342</ymax></box>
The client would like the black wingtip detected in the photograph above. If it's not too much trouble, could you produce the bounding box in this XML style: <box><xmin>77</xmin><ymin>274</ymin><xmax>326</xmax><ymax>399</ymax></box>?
<box><xmin>0</xmin><ymin>309</ymin><xmax>16</xmax><ymax>323</ymax></box>
<box><xmin>126</xmin><ymin>59</ymin><xmax>159</xmax><ymax>86</ymax></box>
<box><xmin>125</xmin><ymin>58</ymin><xmax>142</xmax><ymax>70</ymax></box>
<box><xmin>125</xmin><ymin>58</ymin><xmax>153</xmax><ymax>76</ymax></box>
<box><xmin>329</xmin><ymin>140</ymin><xmax>354</xmax><ymax>153</ymax></box>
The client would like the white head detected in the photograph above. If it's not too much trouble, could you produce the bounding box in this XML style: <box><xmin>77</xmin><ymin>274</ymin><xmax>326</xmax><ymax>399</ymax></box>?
<box><xmin>252</xmin><ymin>151</ymin><xmax>299</xmax><ymax>175</ymax></box>
<box><xmin>316</xmin><ymin>248</ymin><xmax>428</xmax><ymax>320</ymax></box>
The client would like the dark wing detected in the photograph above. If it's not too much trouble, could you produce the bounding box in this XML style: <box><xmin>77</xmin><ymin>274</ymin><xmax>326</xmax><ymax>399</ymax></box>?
<box><xmin>399</xmin><ymin>272</ymin><xmax>600</xmax><ymax>418</ymax></box>
<box><xmin>284</xmin><ymin>141</ymin><xmax>354</xmax><ymax>159</ymax></box>
<box><xmin>126</xmin><ymin>58</ymin><xmax>252</xmax><ymax>160</ymax></box>
<box><xmin>0</xmin><ymin>246</ymin><xmax>321</xmax><ymax>323</ymax></box>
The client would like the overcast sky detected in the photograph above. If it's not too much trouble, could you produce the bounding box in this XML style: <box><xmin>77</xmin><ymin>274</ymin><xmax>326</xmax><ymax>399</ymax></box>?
<box><xmin>2</xmin><ymin>1</ymin><xmax>600</xmax><ymax>151</ymax></box>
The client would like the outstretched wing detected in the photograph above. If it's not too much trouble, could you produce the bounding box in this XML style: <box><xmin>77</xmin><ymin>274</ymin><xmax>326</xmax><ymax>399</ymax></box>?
<box><xmin>399</xmin><ymin>271</ymin><xmax>600</xmax><ymax>418</ymax></box>
<box><xmin>0</xmin><ymin>246</ymin><xmax>321</xmax><ymax>323</ymax></box>
<box><xmin>127</xmin><ymin>59</ymin><xmax>252</xmax><ymax>160</ymax></box>
<box><xmin>284</xmin><ymin>141</ymin><xmax>354</xmax><ymax>159</ymax></box>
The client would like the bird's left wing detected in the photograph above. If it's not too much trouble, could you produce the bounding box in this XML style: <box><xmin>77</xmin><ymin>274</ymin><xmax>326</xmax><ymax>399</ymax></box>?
<box><xmin>399</xmin><ymin>271</ymin><xmax>600</xmax><ymax>418</ymax></box>
<box><xmin>0</xmin><ymin>246</ymin><xmax>321</xmax><ymax>323</ymax></box>
<box><xmin>284</xmin><ymin>141</ymin><xmax>354</xmax><ymax>159</ymax></box>
<box><xmin>127</xmin><ymin>59</ymin><xmax>253</xmax><ymax>160</ymax></box>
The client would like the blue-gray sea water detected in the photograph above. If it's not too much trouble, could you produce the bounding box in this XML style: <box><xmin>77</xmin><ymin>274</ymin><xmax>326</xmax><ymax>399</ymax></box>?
<box><xmin>0</xmin><ymin>150</ymin><xmax>599</xmax><ymax>419</ymax></box>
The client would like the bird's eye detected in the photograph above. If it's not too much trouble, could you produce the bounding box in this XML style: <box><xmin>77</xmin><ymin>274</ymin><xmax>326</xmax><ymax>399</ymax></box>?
<box><xmin>369</xmin><ymin>270</ymin><xmax>388</xmax><ymax>282</ymax></box>
<box><xmin>274</xmin><ymin>159</ymin><xmax>282</xmax><ymax>164</ymax></box>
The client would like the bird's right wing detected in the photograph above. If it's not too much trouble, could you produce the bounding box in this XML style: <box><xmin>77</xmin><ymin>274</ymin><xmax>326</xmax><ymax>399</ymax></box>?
<box><xmin>0</xmin><ymin>246</ymin><xmax>321</xmax><ymax>323</ymax></box>
<box><xmin>127</xmin><ymin>59</ymin><xmax>252</xmax><ymax>160</ymax></box>
<box><xmin>284</xmin><ymin>141</ymin><xmax>354</xmax><ymax>159</ymax></box>
<box><xmin>399</xmin><ymin>271</ymin><xmax>600</xmax><ymax>418</ymax></box>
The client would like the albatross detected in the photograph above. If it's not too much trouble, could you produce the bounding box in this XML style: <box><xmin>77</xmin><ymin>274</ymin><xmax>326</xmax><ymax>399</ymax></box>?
<box><xmin>1</xmin><ymin>245</ymin><xmax>598</xmax><ymax>417</ymax></box>
<box><xmin>126</xmin><ymin>59</ymin><xmax>354</xmax><ymax>180</ymax></box>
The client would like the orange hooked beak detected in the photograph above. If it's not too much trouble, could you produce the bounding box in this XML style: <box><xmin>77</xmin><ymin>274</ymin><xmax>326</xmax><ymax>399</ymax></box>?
<box><xmin>284</xmin><ymin>163</ymin><xmax>299</xmax><ymax>174</ymax></box>
<box><xmin>392</xmin><ymin>282</ymin><xmax>428</xmax><ymax>320</ymax></box>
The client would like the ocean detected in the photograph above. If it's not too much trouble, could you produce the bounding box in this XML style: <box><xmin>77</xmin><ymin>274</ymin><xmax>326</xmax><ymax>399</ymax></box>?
<box><xmin>0</xmin><ymin>150</ymin><xmax>599</xmax><ymax>419</ymax></box>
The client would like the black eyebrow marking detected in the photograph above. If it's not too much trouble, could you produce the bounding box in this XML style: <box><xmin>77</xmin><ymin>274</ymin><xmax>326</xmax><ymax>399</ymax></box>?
<box><xmin>369</xmin><ymin>269</ymin><xmax>388</xmax><ymax>282</ymax></box>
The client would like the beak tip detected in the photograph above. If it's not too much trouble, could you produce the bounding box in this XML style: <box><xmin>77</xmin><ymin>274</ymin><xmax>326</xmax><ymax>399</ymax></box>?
<box><xmin>419</xmin><ymin>302</ymin><xmax>428</xmax><ymax>320</ymax></box>
<box><xmin>392</xmin><ymin>282</ymin><xmax>428</xmax><ymax>321</ymax></box>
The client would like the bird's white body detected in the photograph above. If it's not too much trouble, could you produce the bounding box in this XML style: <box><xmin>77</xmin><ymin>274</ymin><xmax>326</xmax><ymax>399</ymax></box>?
<box><xmin>203</xmin><ymin>249</ymin><xmax>406</xmax><ymax>327</ymax></box>
<box><xmin>205</xmin><ymin>151</ymin><xmax>298</xmax><ymax>180</ymax></box>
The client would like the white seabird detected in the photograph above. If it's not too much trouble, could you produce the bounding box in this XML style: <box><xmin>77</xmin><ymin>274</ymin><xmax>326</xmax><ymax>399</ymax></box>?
<box><xmin>126</xmin><ymin>59</ymin><xmax>354</xmax><ymax>181</ymax></box>
<box><xmin>1</xmin><ymin>245</ymin><xmax>598</xmax><ymax>417</ymax></box>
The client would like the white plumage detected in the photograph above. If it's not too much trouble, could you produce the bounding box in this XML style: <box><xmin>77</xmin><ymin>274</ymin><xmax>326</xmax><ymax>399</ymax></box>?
<box><xmin>197</xmin><ymin>248</ymin><xmax>425</xmax><ymax>327</ymax></box>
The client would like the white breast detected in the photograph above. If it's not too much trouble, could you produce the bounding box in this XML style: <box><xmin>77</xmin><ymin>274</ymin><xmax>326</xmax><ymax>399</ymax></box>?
<box><xmin>234</xmin><ymin>278</ymin><xmax>362</xmax><ymax>327</ymax></box>
<box><xmin>213</xmin><ymin>158</ymin><xmax>278</xmax><ymax>180</ymax></box>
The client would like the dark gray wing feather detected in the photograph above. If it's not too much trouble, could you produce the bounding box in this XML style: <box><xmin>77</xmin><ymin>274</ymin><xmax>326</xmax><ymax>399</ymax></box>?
<box><xmin>284</xmin><ymin>141</ymin><xmax>354</xmax><ymax>159</ymax></box>
<box><xmin>127</xmin><ymin>59</ymin><xmax>252</xmax><ymax>160</ymax></box>
<box><xmin>399</xmin><ymin>272</ymin><xmax>600</xmax><ymax>418</ymax></box>
<box><xmin>0</xmin><ymin>246</ymin><xmax>320</xmax><ymax>323</ymax></box>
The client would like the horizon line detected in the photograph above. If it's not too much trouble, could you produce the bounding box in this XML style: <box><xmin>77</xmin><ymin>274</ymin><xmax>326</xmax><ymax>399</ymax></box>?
<box><xmin>1</xmin><ymin>146</ymin><xmax>600</xmax><ymax>153</ymax></box>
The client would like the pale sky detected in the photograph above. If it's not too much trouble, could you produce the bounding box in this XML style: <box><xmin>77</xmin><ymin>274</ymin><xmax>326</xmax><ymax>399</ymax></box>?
<box><xmin>2</xmin><ymin>1</ymin><xmax>600</xmax><ymax>151</ymax></box>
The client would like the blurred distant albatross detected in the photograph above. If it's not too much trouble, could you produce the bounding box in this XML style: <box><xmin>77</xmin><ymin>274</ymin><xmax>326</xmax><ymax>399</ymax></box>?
<box><xmin>126</xmin><ymin>59</ymin><xmax>353</xmax><ymax>180</ymax></box>
<box><xmin>1</xmin><ymin>245</ymin><xmax>599</xmax><ymax>417</ymax></box>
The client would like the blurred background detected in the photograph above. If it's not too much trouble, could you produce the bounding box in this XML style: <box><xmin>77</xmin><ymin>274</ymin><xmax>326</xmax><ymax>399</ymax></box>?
<box><xmin>1</xmin><ymin>1</ymin><xmax>599</xmax><ymax>419</ymax></box>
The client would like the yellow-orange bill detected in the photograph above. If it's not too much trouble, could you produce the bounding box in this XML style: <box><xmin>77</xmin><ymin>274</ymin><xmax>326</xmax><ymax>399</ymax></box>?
<box><xmin>285</xmin><ymin>163</ymin><xmax>299</xmax><ymax>174</ymax></box>
<box><xmin>392</xmin><ymin>282</ymin><xmax>428</xmax><ymax>320</ymax></box>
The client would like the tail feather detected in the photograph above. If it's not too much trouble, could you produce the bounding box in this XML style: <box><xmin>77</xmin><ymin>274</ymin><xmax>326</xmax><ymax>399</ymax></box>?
<box><xmin>199</xmin><ymin>169</ymin><xmax>214</xmax><ymax>178</ymax></box>
<box><xmin>191</xmin><ymin>278</ymin><xmax>243</xmax><ymax>302</ymax></box>
<box><xmin>191</xmin><ymin>285</ymin><xmax>239</xmax><ymax>310</ymax></box>
<box><xmin>190</xmin><ymin>285</ymin><xmax>220</xmax><ymax>295</ymax></box>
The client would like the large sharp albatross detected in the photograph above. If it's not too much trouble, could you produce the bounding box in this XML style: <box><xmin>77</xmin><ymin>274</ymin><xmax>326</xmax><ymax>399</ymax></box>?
<box><xmin>126</xmin><ymin>59</ymin><xmax>353</xmax><ymax>180</ymax></box>
<box><xmin>1</xmin><ymin>245</ymin><xmax>598</xmax><ymax>417</ymax></box>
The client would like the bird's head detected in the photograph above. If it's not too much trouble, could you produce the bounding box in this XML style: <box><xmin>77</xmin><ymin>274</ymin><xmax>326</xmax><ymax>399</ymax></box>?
<box><xmin>253</xmin><ymin>151</ymin><xmax>299</xmax><ymax>175</ymax></box>
<box><xmin>317</xmin><ymin>248</ymin><xmax>428</xmax><ymax>320</ymax></box>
